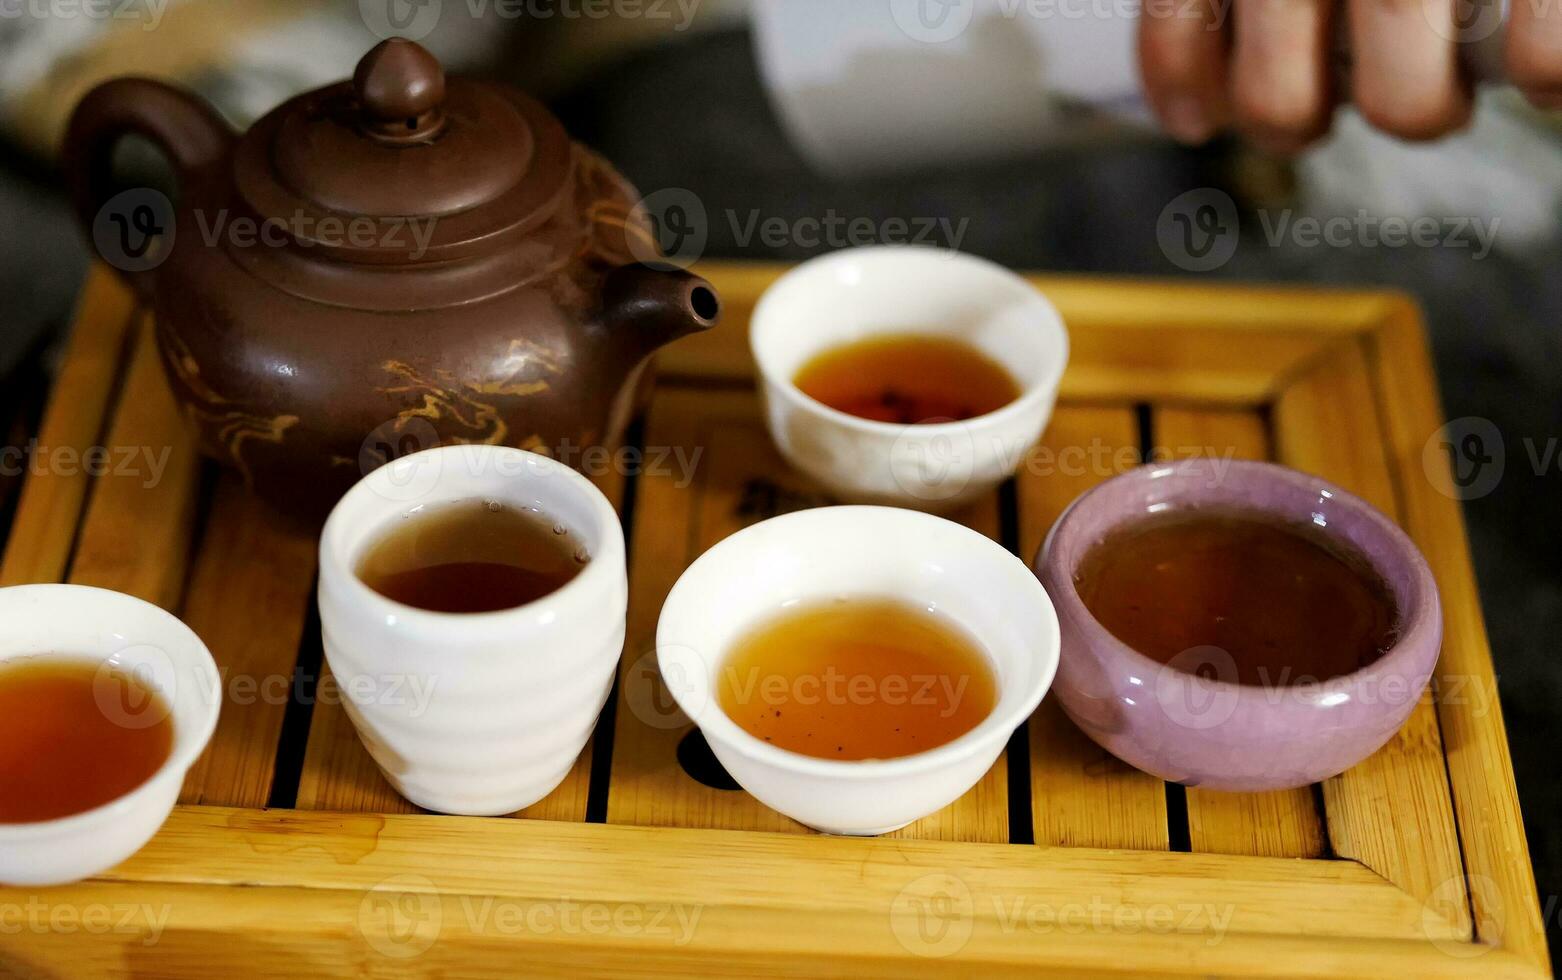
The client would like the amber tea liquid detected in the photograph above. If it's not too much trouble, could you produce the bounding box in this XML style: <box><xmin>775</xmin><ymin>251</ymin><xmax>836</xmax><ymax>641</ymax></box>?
<box><xmin>793</xmin><ymin>334</ymin><xmax>1022</xmax><ymax>424</ymax></box>
<box><xmin>716</xmin><ymin>597</ymin><xmax>998</xmax><ymax>760</ymax></box>
<box><xmin>0</xmin><ymin>658</ymin><xmax>174</xmax><ymax>823</ymax></box>
<box><xmin>358</xmin><ymin>499</ymin><xmax>588</xmax><ymax>613</ymax></box>
<box><xmin>1074</xmin><ymin>509</ymin><xmax>1399</xmax><ymax>686</ymax></box>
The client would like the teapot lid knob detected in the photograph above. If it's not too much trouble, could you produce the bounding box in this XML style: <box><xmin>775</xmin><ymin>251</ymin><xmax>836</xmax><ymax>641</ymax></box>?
<box><xmin>353</xmin><ymin>38</ymin><xmax>446</xmax><ymax>141</ymax></box>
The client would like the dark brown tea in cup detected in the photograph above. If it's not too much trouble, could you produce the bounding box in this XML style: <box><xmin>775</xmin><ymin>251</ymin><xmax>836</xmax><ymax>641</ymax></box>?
<box><xmin>0</xmin><ymin>658</ymin><xmax>174</xmax><ymax>823</ymax></box>
<box><xmin>793</xmin><ymin>333</ymin><xmax>1021</xmax><ymax>424</ymax></box>
<box><xmin>1073</xmin><ymin>509</ymin><xmax>1399</xmax><ymax>686</ymax></box>
<box><xmin>358</xmin><ymin>499</ymin><xmax>588</xmax><ymax>613</ymax></box>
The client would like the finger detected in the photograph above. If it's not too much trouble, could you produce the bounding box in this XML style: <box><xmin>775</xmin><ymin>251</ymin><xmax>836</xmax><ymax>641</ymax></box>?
<box><xmin>1349</xmin><ymin>0</ymin><xmax>1473</xmax><ymax>139</ymax></box>
<box><xmin>1508</xmin><ymin>0</ymin><xmax>1562</xmax><ymax>107</ymax></box>
<box><xmin>1230</xmin><ymin>0</ymin><xmax>1336</xmax><ymax>153</ymax></box>
<box><xmin>1139</xmin><ymin>0</ymin><xmax>1234</xmax><ymax>143</ymax></box>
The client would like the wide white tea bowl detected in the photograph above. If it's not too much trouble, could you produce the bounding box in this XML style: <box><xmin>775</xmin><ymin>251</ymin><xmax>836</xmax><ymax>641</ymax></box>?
<box><xmin>319</xmin><ymin>444</ymin><xmax>627</xmax><ymax>816</ymax></box>
<box><xmin>0</xmin><ymin>584</ymin><xmax>221</xmax><ymax>886</ymax></box>
<box><xmin>751</xmin><ymin>246</ymin><xmax>1068</xmax><ymax>511</ymax></box>
<box><xmin>656</xmin><ymin>506</ymin><xmax>1059</xmax><ymax>835</ymax></box>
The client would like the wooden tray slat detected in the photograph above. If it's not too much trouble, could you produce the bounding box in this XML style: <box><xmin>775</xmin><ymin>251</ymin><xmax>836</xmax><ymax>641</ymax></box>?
<box><xmin>1016</xmin><ymin>404</ymin><xmax>1171</xmax><ymax>851</ymax></box>
<box><xmin>671</xmin><ymin>267</ymin><xmax>1388</xmax><ymax>405</ymax></box>
<box><xmin>1153</xmin><ymin>406</ymin><xmax>1327</xmax><ymax>860</ymax></box>
<box><xmin>31</xmin><ymin>806</ymin><xmax>1508</xmax><ymax>979</ymax></box>
<box><xmin>65</xmin><ymin>319</ymin><xmax>201</xmax><ymax>609</ymax></box>
<box><xmin>0</xmin><ymin>270</ymin><xmax>138</xmax><ymax>587</ymax></box>
<box><xmin>1273</xmin><ymin>339</ymin><xmax>1469</xmax><ymax>936</ymax></box>
<box><xmin>1371</xmin><ymin>304</ymin><xmax>1548</xmax><ymax>968</ymax></box>
<box><xmin>605</xmin><ymin>387</ymin><xmax>1009</xmax><ymax>842</ymax></box>
<box><xmin>178</xmin><ymin>474</ymin><xmax>318</xmax><ymax>806</ymax></box>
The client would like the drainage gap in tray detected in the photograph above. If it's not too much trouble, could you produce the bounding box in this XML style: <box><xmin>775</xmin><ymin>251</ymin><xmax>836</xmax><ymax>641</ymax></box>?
<box><xmin>677</xmin><ymin>729</ymin><xmax>741</xmax><ymax>791</ymax></box>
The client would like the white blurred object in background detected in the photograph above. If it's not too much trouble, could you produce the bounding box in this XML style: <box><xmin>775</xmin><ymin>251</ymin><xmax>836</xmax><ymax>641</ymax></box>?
<box><xmin>752</xmin><ymin>0</ymin><xmax>1149</xmax><ymax>175</ymax></box>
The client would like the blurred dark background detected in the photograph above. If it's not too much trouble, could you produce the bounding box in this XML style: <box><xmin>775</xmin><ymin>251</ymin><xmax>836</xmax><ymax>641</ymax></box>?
<box><xmin>1</xmin><ymin>3</ymin><xmax>1557</xmax><ymax>964</ymax></box>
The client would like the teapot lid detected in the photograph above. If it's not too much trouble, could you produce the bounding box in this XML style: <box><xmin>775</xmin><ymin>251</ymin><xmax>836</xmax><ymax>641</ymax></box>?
<box><xmin>232</xmin><ymin>39</ymin><xmax>572</xmax><ymax>264</ymax></box>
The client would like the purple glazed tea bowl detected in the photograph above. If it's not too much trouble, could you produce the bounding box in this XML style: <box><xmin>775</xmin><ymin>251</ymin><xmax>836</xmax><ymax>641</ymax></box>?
<box><xmin>1035</xmin><ymin>458</ymin><xmax>1442</xmax><ymax>792</ymax></box>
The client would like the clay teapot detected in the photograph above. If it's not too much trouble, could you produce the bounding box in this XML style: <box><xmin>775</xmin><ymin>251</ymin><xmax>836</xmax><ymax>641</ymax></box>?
<box><xmin>65</xmin><ymin>39</ymin><xmax>717</xmax><ymax>519</ymax></box>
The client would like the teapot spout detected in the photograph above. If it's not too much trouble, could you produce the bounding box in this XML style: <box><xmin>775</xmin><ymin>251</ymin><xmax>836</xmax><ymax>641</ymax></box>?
<box><xmin>601</xmin><ymin>263</ymin><xmax>720</xmax><ymax>358</ymax></box>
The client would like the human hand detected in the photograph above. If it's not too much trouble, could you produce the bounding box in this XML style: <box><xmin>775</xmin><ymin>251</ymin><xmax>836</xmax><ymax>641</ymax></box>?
<box><xmin>1139</xmin><ymin>0</ymin><xmax>1561</xmax><ymax>153</ymax></box>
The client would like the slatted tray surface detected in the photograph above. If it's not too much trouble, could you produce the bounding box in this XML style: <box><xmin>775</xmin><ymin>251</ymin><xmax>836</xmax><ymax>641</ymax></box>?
<box><xmin>0</xmin><ymin>264</ymin><xmax>1547</xmax><ymax>977</ymax></box>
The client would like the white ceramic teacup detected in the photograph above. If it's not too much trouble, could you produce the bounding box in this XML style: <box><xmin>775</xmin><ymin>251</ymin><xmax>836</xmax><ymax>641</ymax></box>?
<box><xmin>751</xmin><ymin>246</ymin><xmax>1068</xmax><ymax>510</ymax></box>
<box><xmin>656</xmin><ymin>505</ymin><xmax>1059</xmax><ymax>835</ymax></box>
<box><xmin>0</xmin><ymin>584</ymin><xmax>221</xmax><ymax>886</ymax></box>
<box><xmin>318</xmin><ymin>445</ymin><xmax>627</xmax><ymax>816</ymax></box>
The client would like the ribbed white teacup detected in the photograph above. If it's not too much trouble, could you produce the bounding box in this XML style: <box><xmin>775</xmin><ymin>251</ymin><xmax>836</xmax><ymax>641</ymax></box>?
<box><xmin>318</xmin><ymin>445</ymin><xmax>627</xmax><ymax>816</ymax></box>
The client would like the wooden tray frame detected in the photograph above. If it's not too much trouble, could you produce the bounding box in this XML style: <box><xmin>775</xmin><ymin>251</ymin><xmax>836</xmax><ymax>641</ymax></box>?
<box><xmin>0</xmin><ymin>264</ymin><xmax>1546</xmax><ymax>977</ymax></box>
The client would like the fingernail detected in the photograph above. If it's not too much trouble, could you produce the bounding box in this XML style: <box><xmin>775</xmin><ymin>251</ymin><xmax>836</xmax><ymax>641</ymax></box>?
<box><xmin>1164</xmin><ymin>96</ymin><xmax>1213</xmax><ymax>143</ymax></box>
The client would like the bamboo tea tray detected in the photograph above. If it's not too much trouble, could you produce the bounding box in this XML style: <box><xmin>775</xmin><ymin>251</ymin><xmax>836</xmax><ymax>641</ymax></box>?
<box><xmin>0</xmin><ymin>264</ymin><xmax>1546</xmax><ymax>977</ymax></box>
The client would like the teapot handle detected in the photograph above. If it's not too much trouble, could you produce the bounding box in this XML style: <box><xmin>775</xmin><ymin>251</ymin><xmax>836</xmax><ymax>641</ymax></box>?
<box><xmin>63</xmin><ymin>78</ymin><xmax>234</xmax><ymax>296</ymax></box>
